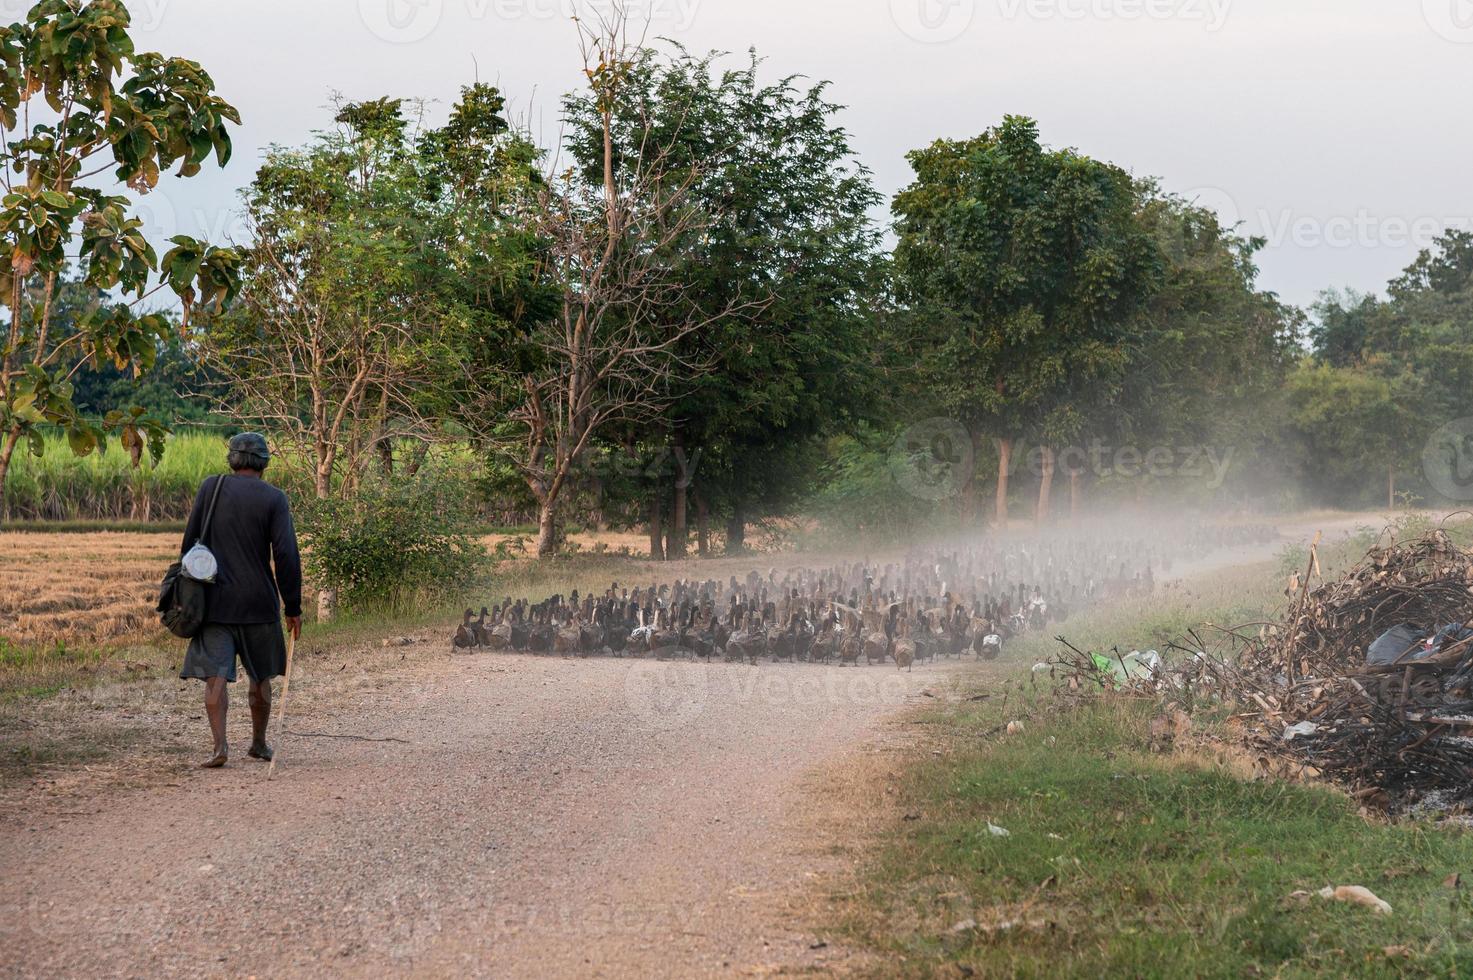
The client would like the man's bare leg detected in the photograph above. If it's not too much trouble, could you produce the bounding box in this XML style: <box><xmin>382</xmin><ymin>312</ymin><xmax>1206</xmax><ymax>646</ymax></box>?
<box><xmin>247</xmin><ymin>679</ymin><xmax>272</xmax><ymax>761</ymax></box>
<box><xmin>202</xmin><ymin>677</ymin><xmax>228</xmax><ymax>768</ymax></box>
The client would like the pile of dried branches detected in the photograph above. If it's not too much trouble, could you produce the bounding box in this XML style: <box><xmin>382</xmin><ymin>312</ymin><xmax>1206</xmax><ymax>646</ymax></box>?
<box><xmin>1232</xmin><ymin>528</ymin><xmax>1473</xmax><ymax>809</ymax></box>
<box><xmin>1245</xmin><ymin>528</ymin><xmax>1473</xmax><ymax>680</ymax></box>
<box><xmin>1048</xmin><ymin>528</ymin><xmax>1473</xmax><ymax>813</ymax></box>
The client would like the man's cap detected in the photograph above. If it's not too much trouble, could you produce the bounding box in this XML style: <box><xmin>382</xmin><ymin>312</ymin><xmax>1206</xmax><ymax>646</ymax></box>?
<box><xmin>228</xmin><ymin>432</ymin><xmax>271</xmax><ymax>458</ymax></box>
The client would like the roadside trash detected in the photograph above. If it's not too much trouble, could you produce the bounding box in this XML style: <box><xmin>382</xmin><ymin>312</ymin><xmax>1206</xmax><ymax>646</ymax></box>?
<box><xmin>1282</xmin><ymin>721</ymin><xmax>1319</xmax><ymax>741</ymax></box>
<box><xmin>1285</xmin><ymin>885</ymin><xmax>1393</xmax><ymax>914</ymax></box>
<box><xmin>1052</xmin><ymin>529</ymin><xmax>1473</xmax><ymax>815</ymax></box>
<box><xmin>1316</xmin><ymin>884</ymin><xmax>1392</xmax><ymax>914</ymax></box>
<box><xmin>1368</xmin><ymin>623</ymin><xmax>1473</xmax><ymax>665</ymax></box>
<box><xmin>987</xmin><ymin>822</ymin><xmax>1011</xmax><ymax>837</ymax></box>
<box><xmin>1089</xmin><ymin>649</ymin><xmax>1161</xmax><ymax>685</ymax></box>
<box><xmin>1032</xmin><ymin>662</ymin><xmax>1051</xmax><ymax>674</ymax></box>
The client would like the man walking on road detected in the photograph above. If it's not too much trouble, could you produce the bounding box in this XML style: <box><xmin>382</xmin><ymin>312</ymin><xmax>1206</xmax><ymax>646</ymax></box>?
<box><xmin>178</xmin><ymin>432</ymin><xmax>302</xmax><ymax>768</ymax></box>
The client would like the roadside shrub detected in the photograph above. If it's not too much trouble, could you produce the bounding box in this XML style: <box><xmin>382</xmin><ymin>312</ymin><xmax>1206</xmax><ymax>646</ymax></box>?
<box><xmin>807</xmin><ymin>428</ymin><xmax>964</xmax><ymax>543</ymax></box>
<box><xmin>298</xmin><ymin>473</ymin><xmax>487</xmax><ymax>616</ymax></box>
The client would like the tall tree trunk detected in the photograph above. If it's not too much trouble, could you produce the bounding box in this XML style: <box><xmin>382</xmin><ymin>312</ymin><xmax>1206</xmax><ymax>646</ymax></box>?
<box><xmin>590</xmin><ymin>473</ymin><xmax>607</xmax><ymax>532</ymax></box>
<box><xmin>313</xmin><ymin>457</ymin><xmax>336</xmax><ymax>621</ymax></box>
<box><xmin>536</xmin><ymin>497</ymin><xmax>558</xmax><ymax>557</ymax></box>
<box><xmin>0</xmin><ymin>425</ymin><xmax>20</xmax><ymax>524</ymax></box>
<box><xmin>1069</xmin><ymin>468</ymin><xmax>1081</xmax><ymax>521</ymax></box>
<box><xmin>375</xmin><ymin>380</ymin><xmax>392</xmax><ymax>476</ymax></box>
<box><xmin>1388</xmin><ymin>466</ymin><xmax>1396</xmax><ymax>509</ymax></box>
<box><xmin>695</xmin><ymin>490</ymin><xmax>710</xmax><ymax>557</ymax></box>
<box><xmin>726</xmin><ymin>501</ymin><xmax>746</xmax><ymax>555</ymax></box>
<box><xmin>1036</xmin><ymin>445</ymin><xmax>1055</xmax><ymax>525</ymax></box>
<box><xmin>669</xmin><ymin>433</ymin><xmax>688</xmax><ymax>558</ymax></box>
<box><xmin>648</xmin><ymin>486</ymin><xmax>665</xmax><ymax>561</ymax></box>
<box><xmin>994</xmin><ymin>437</ymin><xmax>1013</xmax><ymax>528</ymax></box>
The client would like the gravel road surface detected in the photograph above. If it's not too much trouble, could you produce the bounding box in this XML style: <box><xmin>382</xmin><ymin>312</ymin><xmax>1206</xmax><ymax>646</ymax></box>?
<box><xmin>3</xmin><ymin>652</ymin><xmax>960</xmax><ymax>977</ymax></box>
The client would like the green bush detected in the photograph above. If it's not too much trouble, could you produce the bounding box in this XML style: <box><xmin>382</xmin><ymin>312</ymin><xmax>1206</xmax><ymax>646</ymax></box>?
<box><xmin>807</xmin><ymin>427</ymin><xmax>966</xmax><ymax>542</ymax></box>
<box><xmin>298</xmin><ymin>473</ymin><xmax>487</xmax><ymax>616</ymax></box>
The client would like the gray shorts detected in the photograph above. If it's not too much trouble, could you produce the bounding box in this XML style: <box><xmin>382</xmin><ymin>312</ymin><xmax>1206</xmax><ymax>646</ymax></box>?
<box><xmin>180</xmin><ymin>623</ymin><xmax>287</xmax><ymax>684</ymax></box>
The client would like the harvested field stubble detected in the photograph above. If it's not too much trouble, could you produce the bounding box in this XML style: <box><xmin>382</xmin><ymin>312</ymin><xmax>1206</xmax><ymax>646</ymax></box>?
<box><xmin>1</xmin><ymin>531</ymin><xmax>177</xmax><ymax>645</ymax></box>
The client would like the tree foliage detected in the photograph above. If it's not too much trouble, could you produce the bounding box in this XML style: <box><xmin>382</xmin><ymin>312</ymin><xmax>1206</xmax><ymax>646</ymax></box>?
<box><xmin>1300</xmin><ymin>230</ymin><xmax>1473</xmax><ymax>504</ymax></box>
<box><xmin>206</xmin><ymin>87</ymin><xmax>545</xmax><ymax>499</ymax></box>
<box><xmin>0</xmin><ymin>0</ymin><xmax>240</xmax><ymax>518</ymax></box>
<box><xmin>564</xmin><ymin>43</ymin><xmax>884</xmax><ymax>553</ymax></box>
<box><xmin>893</xmin><ymin>116</ymin><xmax>1162</xmax><ymax>523</ymax></box>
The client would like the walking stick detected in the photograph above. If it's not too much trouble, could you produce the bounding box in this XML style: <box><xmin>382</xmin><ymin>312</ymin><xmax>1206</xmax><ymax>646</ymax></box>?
<box><xmin>267</xmin><ymin>628</ymin><xmax>295</xmax><ymax>780</ymax></box>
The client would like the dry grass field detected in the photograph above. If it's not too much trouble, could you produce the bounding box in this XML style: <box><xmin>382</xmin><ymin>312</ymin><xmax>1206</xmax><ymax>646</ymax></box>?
<box><xmin>1</xmin><ymin>531</ymin><xmax>178</xmax><ymax>646</ymax></box>
<box><xmin>0</xmin><ymin>521</ymin><xmax>802</xmax><ymax>647</ymax></box>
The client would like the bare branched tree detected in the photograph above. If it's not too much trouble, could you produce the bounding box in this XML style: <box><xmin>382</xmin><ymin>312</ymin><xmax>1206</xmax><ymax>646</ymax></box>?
<box><xmin>470</xmin><ymin>5</ymin><xmax>760</xmax><ymax>557</ymax></box>
<box><xmin>205</xmin><ymin>224</ymin><xmax>439</xmax><ymax>500</ymax></box>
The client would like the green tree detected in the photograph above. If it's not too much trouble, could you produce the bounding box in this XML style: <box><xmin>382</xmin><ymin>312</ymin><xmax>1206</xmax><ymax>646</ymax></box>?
<box><xmin>564</xmin><ymin>45</ymin><xmax>884</xmax><ymax>555</ymax></box>
<box><xmin>0</xmin><ymin>0</ymin><xmax>239</xmax><ymax>519</ymax></box>
<box><xmin>892</xmin><ymin>116</ymin><xmax>1161</xmax><ymax>526</ymax></box>
<box><xmin>206</xmin><ymin>89</ymin><xmax>543</xmax><ymax>500</ymax></box>
<box><xmin>1092</xmin><ymin>188</ymin><xmax>1298</xmax><ymax>508</ymax></box>
<box><xmin>1308</xmin><ymin>229</ymin><xmax>1473</xmax><ymax>505</ymax></box>
<box><xmin>206</xmin><ymin>97</ymin><xmax>435</xmax><ymax>499</ymax></box>
<box><xmin>1282</xmin><ymin>362</ymin><xmax>1414</xmax><ymax>506</ymax></box>
<box><xmin>468</xmin><ymin>13</ymin><xmax>758</xmax><ymax>558</ymax></box>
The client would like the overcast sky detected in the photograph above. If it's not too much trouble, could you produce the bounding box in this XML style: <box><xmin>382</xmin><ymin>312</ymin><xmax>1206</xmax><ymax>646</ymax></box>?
<box><xmin>124</xmin><ymin>0</ymin><xmax>1473</xmax><ymax>312</ymax></box>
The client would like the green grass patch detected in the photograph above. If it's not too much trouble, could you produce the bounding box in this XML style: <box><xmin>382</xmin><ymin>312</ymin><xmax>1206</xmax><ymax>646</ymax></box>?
<box><xmin>840</xmin><ymin>518</ymin><xmax>1473</xmax><ymax>977</ymax></box>
<box><xmin>848</xmin><ymin>697</ymin><xmax>1473</xmax><ymax>977</ymax></box>
<box><xmin>0</xmin><ymin>637</ymin><xmax>173</xmax><ymax>700</ymax></box>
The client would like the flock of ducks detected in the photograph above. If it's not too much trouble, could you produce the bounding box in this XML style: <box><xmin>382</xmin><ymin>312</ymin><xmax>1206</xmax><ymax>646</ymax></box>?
<box><xmin>450</xmin><ymin>523</ymin><xmax>1266</xmax><ymax>668</ymax></box>
<box><xmin>452</xmin><ymin>588</ymin><xmax>1003</xmax><ymax>670</ymax></box>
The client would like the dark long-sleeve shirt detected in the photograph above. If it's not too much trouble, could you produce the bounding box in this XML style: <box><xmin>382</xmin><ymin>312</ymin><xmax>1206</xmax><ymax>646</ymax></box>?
<box><xmin>181</xmin><ymin>474</ymin><xmax>302</xmax><ymax>623</ymax></box>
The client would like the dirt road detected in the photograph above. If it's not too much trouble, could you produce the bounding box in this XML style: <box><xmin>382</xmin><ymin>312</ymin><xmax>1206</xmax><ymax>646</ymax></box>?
<box><xmin>2</xmin><ymin>651</ymin><xmax>961</xmax><ymax>977</ymax></box>
<box><xmin>0</xmin><ymin>511</ymin><xmax>1413</xmax><ymax>977</ymax></box>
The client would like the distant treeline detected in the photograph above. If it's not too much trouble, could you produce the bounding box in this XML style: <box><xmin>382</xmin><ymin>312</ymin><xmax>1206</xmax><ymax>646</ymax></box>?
<box><xmin>9</xmin><ymin>20</ymin><xmax>1470</xmax><ymax>546</ymax></box>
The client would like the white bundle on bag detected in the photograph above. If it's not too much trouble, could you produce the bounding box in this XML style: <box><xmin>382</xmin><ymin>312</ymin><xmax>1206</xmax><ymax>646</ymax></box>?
<box><xmin>181</xmin><ymin>542</ymin><xmax>218</xmax><ymax>582</ymax></box>
<box><xmin>182</xmin><ymin>475</ymin><xmax>228</xmax><ymax>582</ymax></box>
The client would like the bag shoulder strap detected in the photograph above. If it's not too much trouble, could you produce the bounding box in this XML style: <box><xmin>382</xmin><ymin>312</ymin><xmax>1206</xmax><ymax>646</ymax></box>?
<box><xmin>199</xmin><ymin>474</ymin><xmax>228</xmax><ymax>544</ymax></box>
